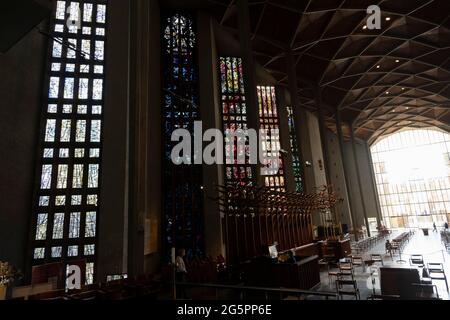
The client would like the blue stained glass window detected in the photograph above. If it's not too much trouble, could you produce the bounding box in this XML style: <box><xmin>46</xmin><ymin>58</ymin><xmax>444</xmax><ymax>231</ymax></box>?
<box><xmin>162</xmin><ymin>13</ymin><xmax>204</xmax><ymax>259</ymax></box>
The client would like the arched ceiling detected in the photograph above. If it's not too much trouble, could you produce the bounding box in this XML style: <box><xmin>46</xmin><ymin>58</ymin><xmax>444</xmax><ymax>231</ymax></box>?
<box><xmin>199</xmin><ymin>0</ymin><xmax>450</xmax><ymax>143</ymax></box>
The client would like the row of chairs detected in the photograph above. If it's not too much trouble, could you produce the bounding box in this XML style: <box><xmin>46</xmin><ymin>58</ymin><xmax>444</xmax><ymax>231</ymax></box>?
<box><xmin>329</xmin><ymin>253</ymin><xmax>388</xmax><ymax>300</ymax></box>
<box><xmin>335</xmin><ymin>258</ymin><xmax>362</xmax><ymax>300</ymax></box>
<box><xmin>441</xmin><ymin>231</ymin><xmax>450</xmax><ymax>251</ymax></box>
<box><xmin>351</xmin><ymin>232</ymin><xmax>388</xmax><ymax>254</ymax></box>
<box><xmin>388</xmin><ymin>231</ymin><xmax>414</xmax><ymax>256</ymax></box>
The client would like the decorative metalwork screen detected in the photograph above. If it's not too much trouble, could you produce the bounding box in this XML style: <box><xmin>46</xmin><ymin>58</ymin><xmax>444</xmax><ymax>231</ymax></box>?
<box><xmin>30</xmin><ymin>0</ymin><xmax>107</xmax><ymax>284</ymax></box>
<box><xmin>219</xmin><ymin>57</ymin><xmax>255</xmax><ymax>186</ymax></box>
<box><xmin>286</xmin><ymin>106</ymin><xmax>303</xmax><ymax>193</ymax></box>
<box><xmin>162</xmin><ymin>13</ymin><xmax>204</xmax><ymax>258</ymax></box>
<box><xmin>257</xmin><ymin>86</ymin><xmax>285</xmax><ymax>191</ymax></box>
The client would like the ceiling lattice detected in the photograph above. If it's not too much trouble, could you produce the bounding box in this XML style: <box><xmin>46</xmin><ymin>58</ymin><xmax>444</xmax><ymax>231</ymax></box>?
<box><xmin>201</xmin><ymin>0</ymin><xmax>450</xmax><ymax>143</ymax></box>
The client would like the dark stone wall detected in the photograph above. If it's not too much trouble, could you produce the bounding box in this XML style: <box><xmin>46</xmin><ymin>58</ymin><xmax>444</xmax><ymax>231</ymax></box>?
<box><xmin>0</xmin><ymin>22</ymin><xmax>47</xmax><ymax>271</ymax></box>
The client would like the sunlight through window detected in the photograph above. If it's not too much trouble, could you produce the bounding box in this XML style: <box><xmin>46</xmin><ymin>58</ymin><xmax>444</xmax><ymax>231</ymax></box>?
<box><xmin>371</xmin><ymin>129</ymin><xmax>450</xmax><ymax>229</ymax></box>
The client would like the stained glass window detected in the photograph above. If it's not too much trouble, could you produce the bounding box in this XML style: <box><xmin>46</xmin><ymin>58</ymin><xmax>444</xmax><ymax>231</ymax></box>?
<box><xmin>256</xmin><ymin>86</ymin><xmax>285</xmax><ymax>191</ymax></box>
<box><xmin>286</xmin><ymin>106</ymin><xmax>303</xmax><ymax>193</ymax></box>
<box><xmin>68</xmin><ymin>245</ymin><xmax>78</xmax><ymax>257</ymax></box>
<box><xmin>219</xmin><ymin>57</ymin><xmax>256</xmax><ymax>187</ymax></box>
<box><xmin>52</xmin><ymin>247</ymin><xmax>63</xmax><ymax>258</ymax></box>
<box><xmin>35</xmin><ymin>214</ymin><xmax>48</xmax><ymax>241</ymax></box>
<box><xmin>85</xmin><ymin>212</ymin><xmax>96</xmax><ymax>237</ymax></box>
<box><xmin>30</xmin><ymin>0</ymin><xmax>107</xmax><ymax>283</ymax></box>
<box><xmin>161</xmin><ymin>13</ymin><xmax>204</xmax><ymax>259</ymax></box>
<box><xmin>34</xmin><ymin>248</ymin><xmax>45</xmax><ymax>260</ymax></box>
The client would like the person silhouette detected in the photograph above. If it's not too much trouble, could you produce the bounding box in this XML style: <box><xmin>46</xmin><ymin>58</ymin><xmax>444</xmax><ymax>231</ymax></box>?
<box><xmin>175</xmin><ymin>248</ymin><xmax>188</xmax><ymax>299</ymax></box>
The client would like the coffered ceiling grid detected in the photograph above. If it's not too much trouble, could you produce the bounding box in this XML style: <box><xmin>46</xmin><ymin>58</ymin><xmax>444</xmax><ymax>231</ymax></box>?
<box><xmin>201</xmin><ymin>0</ymin><xmax>450</xmax><ymax>143</ymax></box>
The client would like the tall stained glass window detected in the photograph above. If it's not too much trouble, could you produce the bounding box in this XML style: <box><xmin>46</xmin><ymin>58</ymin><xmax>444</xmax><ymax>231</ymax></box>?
<box><xmin>257</xmin><ymin>86</ymin><xmax>285</xmax><ymax>191</ymax></box>
<box><xmin>31</xmin><ymin>0</ymin><xmax>107</xmax><ymax>284</ymax></box>
<box><xmin>162</xmin><ymin>13</ymin><xmax>203</xmax><ymax>258</ymax></box>
<box><xmin>219</xmin><ymin>57</ymin><xmax>256</xmax><ymax>186</ymax></box>
<box><xmin>286</xmin><ymin>106</ymin><xmax>303</xmax><ymax>193</ymax></box>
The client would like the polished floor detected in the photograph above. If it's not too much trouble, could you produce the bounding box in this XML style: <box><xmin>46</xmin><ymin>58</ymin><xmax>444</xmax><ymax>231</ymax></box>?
<box><xmin>313</xmin><ymin>229</ymin><xmax>450</xmax><ymax>300</ymax></box>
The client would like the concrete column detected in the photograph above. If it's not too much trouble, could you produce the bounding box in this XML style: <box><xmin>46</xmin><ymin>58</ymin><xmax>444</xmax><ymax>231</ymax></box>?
<box><xmin>325</xmin><ymin>130</ymin><xmax>353</xmax><ymax>228</ymax></box>
<box><xmin>144</xmin><ymin>0</ymin><xmax>162</xmax><ymax>274</ymax></box>
<box><xmin>365</xmin><ymin>142</ymin><xmax>383</xmax><ymax>226</ymax></box>
<box><xmin>349</xmin><ymin>124</ymin><xmax>370</xmax><ymax>236</ymax></box>
<box><xmin>316</xmin><ymin>89</ymin><xmax>340</xmax><ymax>228</ymax></box>
<box><xmin>335</xmin><ymin>110</ymin><xmax>358</xmax><ymax>240</ymax></box>
<box><xmin>237</xmin><ymin>0</ymin><xmax>261</xmax><ymax>185</ymax></box>
<box><xmin>316</xmin><ymin>89</ymin><xmax>332</xmax><ymax>186</ymax></box>
<box><xmin>97</xmin><ymin>0</ymin><xmax>130</xmax><ymax>281</ymax></box>
<box><xmin>128</xmin><ymin>0</ymin><xmax>161</xmax><ymax>277</ymax></box>
<box><xmin>197</xmin><ymin>12</ymin><xmax>225</xmax><ymax>258</ymax></box>
<box><xmin>285</xmin><ymin>51</ymin><xmax>313</xmax><ymax>194</ymax></box>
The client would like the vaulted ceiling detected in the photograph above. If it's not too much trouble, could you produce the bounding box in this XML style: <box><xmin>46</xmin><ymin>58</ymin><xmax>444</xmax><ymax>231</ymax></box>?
<box><xmin>199</xmin><ymin>0</ymin><xmax>450</xmax><ymax>143</ymax></box>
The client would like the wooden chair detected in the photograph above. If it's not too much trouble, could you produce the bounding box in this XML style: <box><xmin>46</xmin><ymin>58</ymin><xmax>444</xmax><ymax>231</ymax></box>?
<box><xmin>327</xmin><ymin>262</ymin><xmax>341</xmax><ymax>288</ymax></box>
<box><xmin>338</xmin><ymin>261</ymin><xmax>354</xmax><ymax>280</ymax></box>
<box><xmin>351</xmin><ymin>256</ymin><xmax>364</xmax><ymax>271</ymax></box>
<box><xmin>410</xmin><ymin>254</ymin><xmax>424</xmax><ymax>268</ymax></box>
<box><xmin>427</xmin><ymin>263</ymin><xmax>448</xmax><ymax>291</ymax></box>
<box><xmin>336</xmin><ymin>279</ymin><xmax>360</xmax><ymax>300</ymax></box>
<box><xmin>369</xmin><ymin>265</ymin><xmax>379</xmax><ymax>292</ymax></box>
<box><xmin>371</xmin><ymin>254</ymin><xmax>384</xmax><ymax>266</ymax></box>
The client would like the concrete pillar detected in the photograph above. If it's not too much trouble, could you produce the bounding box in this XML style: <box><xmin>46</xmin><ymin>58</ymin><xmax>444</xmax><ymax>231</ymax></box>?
<box><xmin>197</xmin><ymin>12</ymin><xmax>225</xmax><ymax>258</ymax></box>
<box><xmin>316</xmin><ymin>89</ymin><xmax>332</xmax><ymax>187</ymax></box>
<box><xmin>97</xmin><ymin>0</ymin><xmax>131</xmax><ymax>281</ymax></box>
<box><xmin>335</xmin><ymin>110</ymin><xmax>358</xmax><ymax>240</ymax></box>
<box><xmin>237</xmin><ymin>0</ymin><xmax>261</xmax><ymax>185</ymax></box>
<box><xmin>365</xmin><ymin>142</ymin><xmax>383</xmax><ymax>226</ymax></box>
<box><xmin>325</xmin><ymin>130</ymin><xmax>353</xmax><ymax>228</ymax></box>
<box><xmin>316</xmin><ymin>90</ymin><xmax>340</xmax><ymax>229</ymax></box>
<box><xmin>285</xmin><ymin>51</ymin><xmax>314</xmax><ymax>194</ymax></box>
<box><xmin>128</xmin><ymin>0</ymin><xmax>162</xmax><ymax>277</ymax></box>
<box><xmin>349</xmin><ymin>124</ymin><xmax>370</xmax><ymax>236</ymax></box>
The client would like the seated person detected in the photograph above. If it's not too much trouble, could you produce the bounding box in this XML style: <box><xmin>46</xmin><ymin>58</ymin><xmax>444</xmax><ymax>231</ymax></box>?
<box><xmin>285</xmin><ymin>250</ymin><xmax>297</xmax><ymax>264</ymax></box>
<box><xmin>385</xmin><ymin>240</ymin><xmax>392</xmax><ymax>253</ymax></box>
